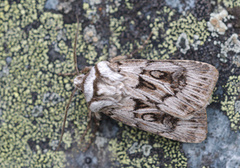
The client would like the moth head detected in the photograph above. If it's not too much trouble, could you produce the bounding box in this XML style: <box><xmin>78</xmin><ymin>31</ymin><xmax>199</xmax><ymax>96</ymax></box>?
<box><xmin>74</xmin><ymin>74</ymin><xmax>85</xmax><ymax>91</ymax></box>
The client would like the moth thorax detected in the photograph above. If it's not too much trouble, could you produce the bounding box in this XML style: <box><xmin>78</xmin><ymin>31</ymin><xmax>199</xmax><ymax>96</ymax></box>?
<box><xmin>74</xmin><ymin>74</ymin><xmax>85</xmax><ymax>91</ymax></box>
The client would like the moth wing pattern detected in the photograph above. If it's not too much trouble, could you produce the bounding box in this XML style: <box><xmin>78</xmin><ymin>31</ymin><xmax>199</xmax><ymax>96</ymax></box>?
<box><xmin>108</xmin><ymin>60</ymin><xmax>218</xmax><ymax>119</ymax></box>
<box><xmin>81</xmin><ymin>59</ymin><xmax>218</xmax><ymax>143</ymax></box>
<box><xmin>106</xmin><ymin>106</ymin><xmax>207</xmax><ymax>143</ymax></box>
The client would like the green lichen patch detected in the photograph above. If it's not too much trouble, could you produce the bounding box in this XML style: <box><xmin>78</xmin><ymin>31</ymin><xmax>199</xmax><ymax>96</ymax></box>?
<box><xmin>221</xmin><ymin>0</ymin><xmax>240</xmax><ymax>8</ymax></box>
<box><xmin>0</xmin><ymin>0</ymin><xmax>90</xmax><ymax>166</ymax></box>
<box><xmin>221</xmin><ymin>75</ymin><xmax>240</xmax><ymax>131</ymax></box>
<box><xmin>163</xmin><ymin>13</ymin><xmax>209</xmax><ymax>56</ymax></box>
<box><xmin>108</xmin><ymin>124</ymin><xmax>187</xmax><ymax>168</ymax></box>
<box><xmin>109</xmin><ymin>6</ymin><xmax>210</xmax><ymax>61</ymax></box>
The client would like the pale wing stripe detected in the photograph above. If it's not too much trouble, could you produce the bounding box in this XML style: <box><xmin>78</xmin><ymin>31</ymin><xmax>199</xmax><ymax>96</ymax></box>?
<box><xmin>157</xmin><ymin>103</ymin><xmax>189</xmax><ymax>118</ymax></box>
<box><xmin>97</xmin><ymin>61</ymin><xmax>124</xmax><ymax>81</ymax></box>
<box><xmin>139</xmin><ymin>74</ymin><xmax>175</xmax><ymax>95</ymax></box>
<box><xmin>84</xmin><ymin>67</ymin><xmax>96</xmax><ymax>102</ymax></box>
<box><xmin>135</xmin><ymin>88</ymin><xmax>164</xmax><ymax>103</ymax></box>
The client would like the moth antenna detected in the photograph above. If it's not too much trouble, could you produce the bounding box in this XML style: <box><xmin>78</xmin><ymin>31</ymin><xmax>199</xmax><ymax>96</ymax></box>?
<box><xmin>56</xmin><ymin>14</ymin><xmax>88</xmax><ymax>151</ymax></box>
<box><xmin>127</xmin><ymin>31</ymin><xmax>153</xmax><ymax>58</ymax></box>
<box><xmin>74</xmin><ymin>15</ymin><xmax>80</xmax><ymax>75</ymax></box>
<box><xmin>56</xmin><ymin>14</ymin><xmax>81</xmax><ymax>151</ymax></box>
<box><xmin>56</xmin><ymin>88</ymin><xmax>77</xmax><ymax>151</ymax></box>
<box><xmin>58</xmin><ymin>15</ymin><xmax>80</xmax><ymax>76</ymax></box>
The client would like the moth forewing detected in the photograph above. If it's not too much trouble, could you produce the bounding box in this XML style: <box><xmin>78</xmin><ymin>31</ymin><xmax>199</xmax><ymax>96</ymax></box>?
<box><xmin>77</xmin><ymin>59</ymin><xmax>218</xmax><ymax>143</ymax></box>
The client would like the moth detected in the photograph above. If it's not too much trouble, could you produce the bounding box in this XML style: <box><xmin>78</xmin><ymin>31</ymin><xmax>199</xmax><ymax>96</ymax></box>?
<box><xmin>74</xmin><ymin>59</ymin><xmax>218</xmax><ymax>143</ymax></box>
<box><xmin>56</xmin><ymin>18</ymin><xmax>219</xmax><ymax>150</ymax></box>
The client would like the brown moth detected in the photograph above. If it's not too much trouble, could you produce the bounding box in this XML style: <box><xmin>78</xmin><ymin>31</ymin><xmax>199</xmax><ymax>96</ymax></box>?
<box><xmin>56</xmin><ymin>18</ymin><xmax>218</xmax><ymax>150</ymax></box>
<box><xmin>74</xmin><ymin>59</ymin><xmax>218</xmax><ymax>143</ymax></box>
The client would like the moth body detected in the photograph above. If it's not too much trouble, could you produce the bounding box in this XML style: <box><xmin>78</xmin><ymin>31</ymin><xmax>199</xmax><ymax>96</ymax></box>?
<box><xmin>74</xmin><ymin>59</ymin><xmax>219</xmax><ymax>143</ymax></box>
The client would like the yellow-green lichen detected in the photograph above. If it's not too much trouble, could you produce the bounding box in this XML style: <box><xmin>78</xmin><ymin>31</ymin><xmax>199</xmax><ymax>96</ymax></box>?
<box><xmin>0</xmin><ymin>0</ymin><xmax>90</xmax><ymax>166</ymax></box>
<box><xmin>109</xmin><ymin>6</ymin><xmax>210</xmax><ymax>61</ymax></box>
<box><xmin>221</xmin><ymin>75</ymin><xmax>240</xmax><ymax>131</ymax></box>
<box><xmin>109</xmin><ymin>124</ymin><xmax>187</xmax><ymax>167</ymax></box>
<box><xmin>108</xmin><ymin>0</ymin><xmax>121</xmax><ymax>13</ymax></box>
<box><xmin>125</xmin><ymin>0</ymin><xmax>134</xmax><ymax>10</ymax></box>
<box><xmin>163</xmin><ymin>13</ymin><xmax>209</xmax><ymax>55</ymax></box>
<box><xmin>109</xmin><ymin>14</ymin><xmax>154</xmax><ymax>59</ymax></box>
<box><xmin>220</xmin><ymin>0</ymin><xmax>240</xmax><ymax>8</ymax></box>
<box><xmin>149</xmin><ymin>7</ymin><xmax>210</xmax><ymax>59</ymax></box>
<box><xmin>82</xmin><ymin>0</ymin><xmax>101</xmax><ymax>23</ymax></box>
